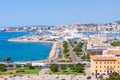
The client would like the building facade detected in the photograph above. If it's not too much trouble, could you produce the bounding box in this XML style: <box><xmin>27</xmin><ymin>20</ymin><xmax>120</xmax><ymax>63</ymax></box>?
<box><xmin>90</xmin><ymin>48</ymin><xmax>120</xmax><ymax>77</ymax></box>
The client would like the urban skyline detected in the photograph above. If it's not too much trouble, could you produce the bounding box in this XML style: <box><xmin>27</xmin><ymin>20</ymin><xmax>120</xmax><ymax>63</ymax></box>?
<box><xmin>0</xmin><ymin>1</ymin><xmax>120</xmax><ymax>80</ymax></box>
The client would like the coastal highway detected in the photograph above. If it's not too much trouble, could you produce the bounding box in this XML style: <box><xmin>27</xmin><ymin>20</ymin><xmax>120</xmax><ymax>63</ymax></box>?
<box><xmin>47</xmin><ymin>40</ymin><xmax>79</xmax><ymax>64</ymax></box>
<box><xmin>48</xmin><ymin>40</ymin><xmax>62</xmax><ymax>63</ymax></box>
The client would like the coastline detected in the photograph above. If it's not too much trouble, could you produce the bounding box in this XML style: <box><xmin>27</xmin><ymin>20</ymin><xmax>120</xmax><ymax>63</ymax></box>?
<box><xmin>47</xmin><ymin>41</ymin><xmax>57</xmax><ymax>59</ymax></box>
<box><xmin>8</xmin><ymin>39</ymin><xmax>57</xmax><ymax>60</ymax></box>
<box><xmin>8</xmin><ymin>39</ymin><xmax>54</xmax><ymax>44</ymax></box>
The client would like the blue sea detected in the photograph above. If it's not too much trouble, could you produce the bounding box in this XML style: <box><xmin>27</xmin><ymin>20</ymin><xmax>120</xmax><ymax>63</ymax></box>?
<box><xmin>0</xmin><ymin>32</ymin><xmax>52</xmax><ymax>62</ymax></box>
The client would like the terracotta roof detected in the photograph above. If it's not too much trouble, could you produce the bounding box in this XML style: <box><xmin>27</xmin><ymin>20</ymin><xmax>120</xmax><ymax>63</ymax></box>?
<box><xmin>91</xmin><ymin>55</ymin><xmax>117</xmax><ymax>61</ymax></box>
<box><xmin>107</xmin><ymin>50</ymin><xmax>120</xmax><ymax>53</ymax></box>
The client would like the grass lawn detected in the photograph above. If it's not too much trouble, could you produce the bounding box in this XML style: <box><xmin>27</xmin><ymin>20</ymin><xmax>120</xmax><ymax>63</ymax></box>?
<box><xmin>46</xmin><ymin>70</ymin><xmax>85</xmax><ymax>75</ymax></box>
<box><xmin>0</xmin><ymin>68</ymin><xmax>41</xmax><ymax>75</ymax></box>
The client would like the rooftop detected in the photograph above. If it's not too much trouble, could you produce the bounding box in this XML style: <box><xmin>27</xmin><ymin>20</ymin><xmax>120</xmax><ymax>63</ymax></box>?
<box><xmin>90</xmin><ymin>55</ymin><xmax>117</xmax><ymax>61</ymax></box>
<box><xmin>103</xmin><ymin>48</ymin><xmax>120</xmax><ymax>54</ymax></box>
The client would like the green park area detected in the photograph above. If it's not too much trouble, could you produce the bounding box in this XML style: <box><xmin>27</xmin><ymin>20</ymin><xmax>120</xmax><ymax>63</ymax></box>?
<box><xmin>0</xmin><ymin>64</ymin><xmax>41</xmax><ymax>75</ymax></box>
<box><xmin>111</xmin><ymin>41</ymin><xmax>120</xmax><ymax>46</ymax></box>
<box><xmin>46</xmin><ymin>70</ymin><xmax>85</xmax><ymax>75</ymax></box>
<box><xmin>46</xmin><ymin>63</ymin><xmax>85</xmax><ymax>75</ymax></box>
<box><xmin>0</xmin><ymin>68</ymin><xmax>40</xmax><ymax>75</ymax></box>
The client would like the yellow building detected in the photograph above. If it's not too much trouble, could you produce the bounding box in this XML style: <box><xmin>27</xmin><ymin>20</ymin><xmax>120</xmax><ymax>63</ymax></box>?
<box><xmin>90</xmin><ymin>48</ymin><xmax>120</xmax><ymax>76</ymax></box>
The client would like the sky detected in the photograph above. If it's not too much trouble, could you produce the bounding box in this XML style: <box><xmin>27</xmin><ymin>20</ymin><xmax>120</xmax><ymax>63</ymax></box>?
<box><xmin>0</xmin><ymin>0</ymin><xmax>120</xmax><ymax>27</ymax></box>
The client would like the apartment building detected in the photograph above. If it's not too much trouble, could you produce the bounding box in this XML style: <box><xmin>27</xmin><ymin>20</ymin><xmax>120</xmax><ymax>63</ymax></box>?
<box><xmin>90</xmin><ymin>48</ymin><xmax>120</xmax><ymax>77</ymax></box>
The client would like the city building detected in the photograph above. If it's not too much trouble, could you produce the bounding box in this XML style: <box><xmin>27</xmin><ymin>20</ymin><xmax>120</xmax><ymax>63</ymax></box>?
<box><xmin>87</xmin><ymin>38</ymin><xmax>103</xmax><ymax>46</ymax></box>
<box><xmin>87</xmin><ymin>38</ymin><xmax>113</xmax><ymax>54</ymax></box>
<box><xmin>90</xmin><ymin>48</ymin><xmax>120</xmax><ymax>77</ymax></box>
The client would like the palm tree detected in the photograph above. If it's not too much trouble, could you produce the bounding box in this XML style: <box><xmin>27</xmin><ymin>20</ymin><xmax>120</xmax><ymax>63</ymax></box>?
<box><xmin>4</xmin><ymin>56</ymin><xmax>11</xmax><ymax>63</ymax></box>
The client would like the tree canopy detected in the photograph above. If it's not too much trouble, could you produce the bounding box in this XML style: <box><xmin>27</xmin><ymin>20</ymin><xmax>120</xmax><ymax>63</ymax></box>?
<box><xmin>68</xmin><ymin>64</ymin><xmax>75</xmax><ymax>70</ymax></box>
<box><xmin>63</xmin><ymin>41</ymin><xmax>69</xmax><ymax>53</ymax></box>
<box><xmin>111</xmin><ymin>41</ymin><xmax>120</xmax><ymax>46</ymax></box>
<box><xmin>75</xmin><ymin>63</ymin><xmax>84</xmax><ymax>73</ymax></box>
<box><xmin>73</xmin><ymin>42</ymin><xmax>82</xmax><ymax>52</ymax></box>
<box><xmin>0</xmin><ymin>64</ymin><xmax>6</xmax><ymax>72</ymax></box>
<box><xmin>61</xmin><ymin>64</ymin><xmax>66</xmax><ymax>70</ymax></box>
<box><xmin>104</xmin><ymin>72</ymin><xmax>120</xmax><ymax>80</ymax></box>
<box><xmin>50</xmin><ymin>64</ymin><xmax>58</xmax><ymax>72</ymax></box>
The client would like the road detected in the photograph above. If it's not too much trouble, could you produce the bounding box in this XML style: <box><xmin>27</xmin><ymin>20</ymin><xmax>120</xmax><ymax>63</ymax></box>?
<box><xmin>82</xmin><ymin>40</ymin><xmax>87</xmax><ymax>55</ymax></box>
<box><xmin>67</xmin><ymin>41</ymin><xmax>78</xmax><ymax>63</ymax></box>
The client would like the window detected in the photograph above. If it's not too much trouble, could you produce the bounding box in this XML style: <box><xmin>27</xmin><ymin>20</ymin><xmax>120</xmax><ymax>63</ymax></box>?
<box><xmin>104</xmin><ymin>66</ymin><xmax>106</xmax><ymax>68</ymax></box>
<box><xmin>96</xmin><ymin>66</ymin><xmax>97</xmax><ymax>68</ymax></box>
<box><xmin>104</xmin><ymin>62</ymin><xmax>106</xmax><ymax>64</ymax></box>
<box><xmin>96</xmin><ymin>62</ymin><xmax>97</xmax><ymax>64</ymax></box>
<box><xmin>100</xmin><ymin>66</ymin><xmax>102</xmax><ymax>68</ymax></box>
<box><xmin>107</xmin><ymin>62</ymin><xmax>109</xmax><ymax>64</ymax></box>
<box><xmin>104</xmin><ymin>70</ymin><xmax>106</xmax><ymax>72</ymax></box>
<box><xmin>100</xmin><ymin>62</ymin><xmax>102</xmax><ymax>64</ymax></box>
<box><xmin>111</xmin><ymin>62</ymin><xmax>112</xmax><ymax>64</ymax></box>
